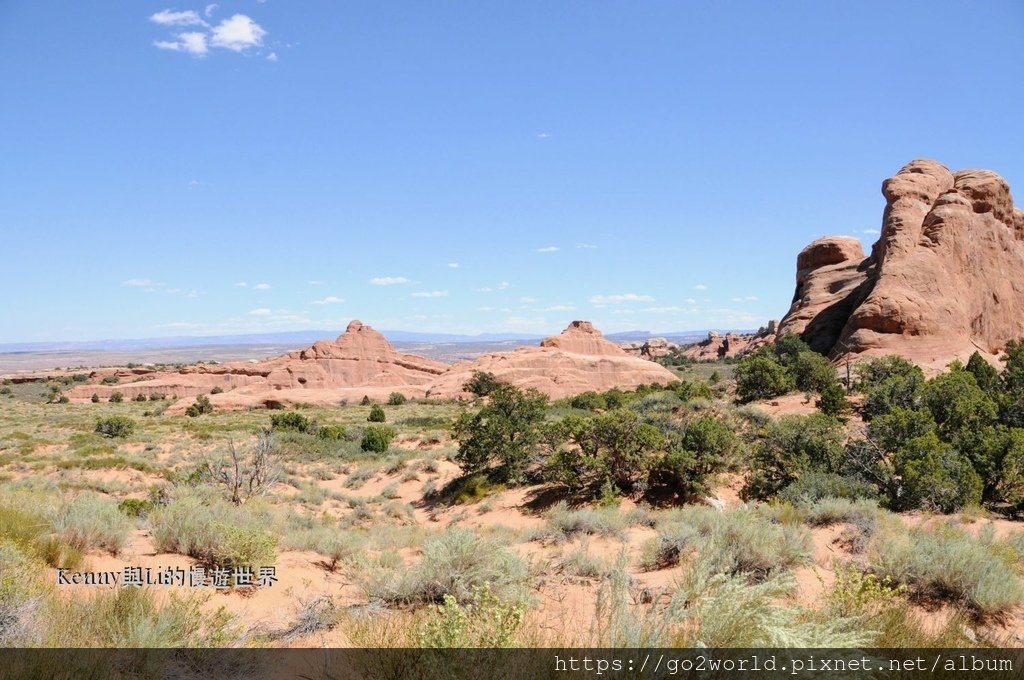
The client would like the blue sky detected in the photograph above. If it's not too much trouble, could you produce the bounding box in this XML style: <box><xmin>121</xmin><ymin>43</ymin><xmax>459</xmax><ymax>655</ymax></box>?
<box><xmin>1</xmin><ymin>1</ymin><xmax>1022</xmax><ymax>343</ymax></box>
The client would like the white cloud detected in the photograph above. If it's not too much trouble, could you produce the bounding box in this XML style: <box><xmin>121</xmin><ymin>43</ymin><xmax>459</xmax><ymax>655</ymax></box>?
<box><xmin>411</xmin><ymin>290</ymin><xmax>449</xmax><ymax>298</ymax></box>
<box><xmin>266</xmin><ymin>52</ymin><xmax>278</xmax><ymax>62</ymax></box>
<box><xmin>204</xmin><ymin>4</ymin><xmax>218</xmax><ymax>18</ymax></box>
<box><xmin>536</xmin><ymin>246</ymin><xmax>559</xmax><ymax>253</ymax></box>
<box><xmin>862</xmin><ymin>228</ymin><xmax>880</xmax><ymax>234</ymax></box>
<box><xmin>249</xmin><ymin>308</ymin><xmax>272</xmax><ymax>316</ymax></box>
<box><xmin>306</xmin><ymin>280</ymin><xmax>325</xmax><ymax>286</ymax></box>
<box><xmin>447</xmin><ymin>262</ymin><xmax>459</xmax><ymax>268</ymax></box>
<box><xmin>537</xmin><ymin>304</ymin><xmax>575</xmax><ymax>312</ymax></box>
<box><xmin>311</xmin><ymin>296</ymin><xmax>345</xmax><ymax>305</ymax></box>
<box><xmin>477</xmin><ymin>306</ymin><xmax>495</xmax><ymax>312</ymax></box>
<box><xmin>686</xmin><ymin>298</ymin><xmax>698</xmax><ymax>304</ymax></box>
<box><xmin>745</xmin><ymin>296</ymin><xmax>759</xmax><ymax>301</ymax></box>
<box><xmin>537</xmin><ymin>133</ymin><xmax>552</xmax><ymax>139</ymax></box>
<box><xmin>519</xmin><ymin>296</ymin><xmax>538</xmax><ymax>304</ymax></box>
<box><xmin>154</xmin><ymin>31</ymin><xmax>209</xmax><ymax>56</ymax></box>
<box><xmin>253</xmin><ymin>283</ymin><xmax>271</xmax><ymax>290</ymax></box>
<box><xmin>370</xmin><ymin>276</ymin><xmax>408</xmax><ymax>286</ymax></box>
<box><xmin>694</xmin><ymin>284</ymin><xmax>708</xmax><ymax>291</ymax></box>
<box><xmin>590</xmin><ymin>293</ymin><xmax>654</xmax><ymax>304</ymax></box>
<box><xmin>122</xmin><ymin>278</ymin><xmax>160</xmax><ymax>287</ymax></box>
<box><xmin>641</xmin><ymin>306</ymin><xmax>686</xmax><ymax>313</ymax></box>
<box><xmin>575</xmin><ymin>243</ymin><xmax>597</xmax><ymax>249</ymax></box>
<box><xmin>476</xmin><ymin>280</ymin><xmax>510</xmax><ymax>293</ymax></box>
<box><xmin>210</xmin><ymin>14</ymin><xmax>266</xmax><ymax>52</ymax></box>
<box><xmin>234</xmin><ymin>282</ymin><xmax>248</xmax><ymax>288</ymax></box>
<box><xmin>150</xmin><ymin>9</ymin><xmax>207</xmax><ymax>26</ymax></box>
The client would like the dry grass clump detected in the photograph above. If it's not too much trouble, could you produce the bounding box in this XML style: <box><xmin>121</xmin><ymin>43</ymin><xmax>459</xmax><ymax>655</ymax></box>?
<box><xmin>869</xmin><ymin>523</ymin><xmax>1024</xmax><ymax>617</ymax></box>
<box><xmin>52</xmin><ymin>492</ymin><xmax>132</xmax><ymax>555</ymax></box>
<box><xmin>358</xmin><ymin>528</ymin><xmax>530</xmax><ymax>606</ymax></box>
<box><xmin>149</xmin><ymin>488</ymin><xmax>276</xmax><ymax>569</ymax></box>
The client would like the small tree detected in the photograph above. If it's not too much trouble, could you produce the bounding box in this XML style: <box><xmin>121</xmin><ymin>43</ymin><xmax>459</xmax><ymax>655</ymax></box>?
<box><xmin>452</xmin><ymin>383</ymin><xmax>548</xmax><ymax>483</ymax></box>
<box><xmin>360</xmin><ymin>395</ymin><xmax>372</xmax><ymax>406</ymax></box>
<box><xmin>743</xmin><ymin>414</ymin><xmax>844</xmax><ymax>500</ymax></box>
<box><xmin>893</xmin><ymin>434</ymin><xmax>982</xmax><ymax>512</ymax></box>
<box><xmin>464</xmin><ymin>371</ymin><xmax>503</xmax><ymax>398</ymax></box>
<box><xmin>270</xmin><ymin>411</ymin><xmax>311</xmax><ymax>433</ymax></box>
<box><xmin>734</xmin><ymin>356</ymin><xmax>793</xmax><ymax>402</ymax></box>
<box><xmin>368</xmin><ymin>404</ymin><xmax>386</xmax><ymax>422</ymax></box>
<box><xmin>109</xmin><ymin>392</ymin><xmax>124</xmax><ymax>403</ymax></box>
<box><xmin>816</xmin><ymin>381</ymin><xmax>851</xmax><ymax>418</ymax></box>
<box><xmin>388</xmin><ymin>392</ymin><xmax>407</xmax><ymax>406</ymax></box>
<box><xmin>91</xmin><ymin>393</ymin><xmax>100</xmax><ymax>403</ymax></box>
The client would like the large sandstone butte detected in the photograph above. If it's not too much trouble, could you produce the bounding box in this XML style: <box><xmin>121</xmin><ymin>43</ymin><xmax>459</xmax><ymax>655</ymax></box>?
<box><xmin>778</xmin><ymin>159</ymin><xmax>1024</xmax><ymax>369</ymax></box>
<box><xmin>426</xmin><ymin>320</ymin><xmax>679</xmax><ymax>400</ymax></box>
<box><xmin>65</xmin><ymin>320</ymin><xmax>448</xmax><ymax>412</ymax></box>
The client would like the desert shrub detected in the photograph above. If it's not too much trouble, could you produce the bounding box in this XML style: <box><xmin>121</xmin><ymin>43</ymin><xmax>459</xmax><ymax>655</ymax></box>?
<box><xmin>743</xmin><ymin>414</ymin><xmax>844</xmax><ymax>500</ymax></box>
<box><xmin>150</xmin><ymin>490</ymin><xmax>276</xmax><ymax>570</ymax></box>
<box><xmin>108</xmin><ymin>392</ymin><xmax>124</xmax><ymax>403</ymax></box>
<box><xmin>684</xmin><ymin>507</ymin><xmax>811</xmax><ymax>580</ymax></box>
<box><xmin>669</xmin><ymin>564</ymin><xmax>870</xmax><ymax>647</ymax></box>
<box><xmin>360</xmin><ymin>425</ymin><xmax>396</xmax><ymax>453</ymax></box>
<box><xmin>965</xmin><ymin>351</ymin><xmax>1000</xmax><ymax>394</ymax></box>
<box><xmin>100</xmin><ymin>375</ymin><xmax>120</xmax><ymax>385</ymax></box>
<box><xmin>360</xmin><ymin>395</ymin><xmax>372</xmax><ymax>406</ymax></box>
<box><xmin>185</xmin><ymin>394</ymin><xmax>213</xmax><ymax>417</ymax></box>
<box><xmin>567</xmin><ymin>391</ymin><xmax>607</xmax><ymax>411</ymax></box>
<box><xmin>777</xmin><ymin>472</ymin><xmax>879</xmax><ymax>505</ymax></box>
<box><xmin>367</xmin><ymin>404</ymin><xmax>386</xmax><ymax>422</ymax></box>
<box><xmin>858</xmin><ymin>357</ymin><xmax>926</xmax><ymax>420</ymax></box>
<box><xmin>867</xmin><ymin>407</ymin><xmax>936</xmax><ymax>453</ymax></box>
<box><xmin>52</xmin><ymin>493</ymin><xmax>132</xmax><ymax>555</ymax></box>
<box><xmin>270</xmin><ymin>411</ymin><xmax>311</xmax><ymax>433</ymax></box>
<box><xmin>538</xmin><ymin>503</ymin><xmax>625</xmax><ymax>541</ymax></box>
<box><xmin>149</xmin><ymin>393</ymin><xmax>166</xmax><ymax>401</ymax></box>
<box><xmin>360</xmin><ymin>529</ymin><xmax>529</xmax><ymax>606</ymax></box>
<box><xmin>94</xmin><ymin>415</ymin><xmax>136</xmax><ymax>438</ymax></box>
<box><xmin>387</xmin><ymin>392</ymin><xmax>407</xmax><ymax>406</ymax></box>
<box><xmin>816</xmin><ymin>381</ymin><xmax>851</xmax><ymax>418</ymax></box>
<box><xmin>893</xmin><ymin>434</ymin><xmax>982</xmax><ymax>513</ymax></box>
<box><xmin>652</xmin><ymin>416</ymin><xmax>738</xmax><ymax>498</ymax></box>
<box><xmin>673</xmin><ymin>380</ymin><xmax>713</xmax><ymax>402</ymax></box>
<box><xmin>203</xmin><ymin>434</ymin><xmax>281</xmax><ymax>505</ymax></box>
<box><xmin>437</xmin><ymin>473</ymin><xmax>501</xmax><ymax>505</ymax></box>
<box><xmin>789</xmin><ymin>349</ymin><xmax>838</xmax><ymax>393</ymax></box>
<box><xmin>90</xmin><ymin>393</ymin><xmax>100</xmax><ymax>403</ymax></box>
<box><xmin>415</xmin><ymin>583</ymin><xmax>528</xmax><ymax>648</ymax></box>
<box><xmin>640</xmin><ymin>524</ymin><xmax>699</xmax><ymax>571</ymax></box>
<box><xmin>922</xmin><ymin>369</ymin><xmax>998</xmax><ymax>437</ymax></box>
<box><xmin>132</xmin><ymin>393</ymin><xmax>146</xmax><ymax>402</ymax></box>
<box><xmin>734</xmin><ymin>356</ymin><xmax>792</xmax><ymax>402</ymax></box>
<box><xmin>316</xmin><ymin>424</ymin><xmax>347</xmax><ymax>441</ymax></box>
<box><xmin>800</xmin><ymin>498</ymin><xmax>881</xmax><ymax>527</ymax></box>
<box><xmin>870</xmin><ymin>526</ymin><xmax>1024</xmax><ymax>616</ymax></box>
<box><xmin>452</xmin><ymin>383</ymin><xmax>548</xmax><ymax>483</ymax></box>
<box><xmin>545</xmin><ymin>409</ymin><xmax>665</xmax><ymax>496</ymax></box>
<box><xmin>117</xmin><ymin>498</ymin><xmax>155</xmax><ymax>518</ymax></box>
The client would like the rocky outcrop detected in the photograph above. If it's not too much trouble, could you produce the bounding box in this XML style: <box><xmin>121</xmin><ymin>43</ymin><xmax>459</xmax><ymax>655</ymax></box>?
<box><xmin>65</xmin><ymin>320</ymin><xmax>447</xmax><ymax>411</ymax></box>
<box><xmin>621</xmin><ymin>337</ymin><xmax>678</xmax><ymax>360</ymax></box>
<box><xmin>426</xmin><ymin>321</ymin><xmax>678</xmax><ymax>400</ymax></box>
<box><xmin>680</xmin><ymin>322</ymin><xmax>777</xmax><ymax>361</ymax></box>
<box><xmin>778</xmin><ymin>159</ymin><xmax>1024</xmax><ymax>369</ymax></box>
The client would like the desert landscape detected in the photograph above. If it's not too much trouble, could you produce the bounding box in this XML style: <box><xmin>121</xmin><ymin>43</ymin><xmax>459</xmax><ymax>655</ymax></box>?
<box><xmin>3</xmin><ymin>3</ymin><xmax>1024</xmax><ymax>677</ymax></box>
<box><xmin>4</xmin><ymin>161</ymin><xmax>1024</xmax><ymax>663</ymax></box>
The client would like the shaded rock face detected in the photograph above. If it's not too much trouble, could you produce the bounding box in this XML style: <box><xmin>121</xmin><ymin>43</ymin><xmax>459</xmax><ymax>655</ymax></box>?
<box><xmin>778</xmin><ymin>159</ymin><xmax>1024</xmax><ymax>368</ymax></box>
<box><xmin>426</xmin><ymin>321</ymin><xmax>678</xmax><ymax>400</ymax></box>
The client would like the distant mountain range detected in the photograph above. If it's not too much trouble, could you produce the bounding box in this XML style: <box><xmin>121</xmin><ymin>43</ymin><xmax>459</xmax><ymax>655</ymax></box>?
<box><xmin>0</xmin><ymin>327</ymin><xmax>756</xmax><ymax>354</ymax></box>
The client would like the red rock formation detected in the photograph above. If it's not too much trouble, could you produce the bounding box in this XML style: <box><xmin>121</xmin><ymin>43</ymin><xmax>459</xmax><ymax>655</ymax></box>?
<box><xmin>65</xmin><ymin>320</ymin><xmax>447</xmax><ymax>411</ymax></box>
<box><xmin>779</xmin><ymin>159</ymin><xmax>1024</xmax><ymax>369</ymax></box>
<box><xmin>621</xmin><ymin>337</ymin><xmax>678</xmax><ymax>360</ymax></box>
<box><xmin>680</xmin><ymin>323</ymin><xmax>777</xmax><ymax>361</ymax></box>
<box><xmin>426</xmin><ymin>321</ymin><xmax>678</xmax><ymax>400</ymax></box>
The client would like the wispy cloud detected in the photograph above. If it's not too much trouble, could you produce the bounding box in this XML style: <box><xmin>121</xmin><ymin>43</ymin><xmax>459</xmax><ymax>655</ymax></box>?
<box><xmin>519</xmin><ymin>296</ymin><xmax>538</xmax><ymax>304</ymax></box>
<box><xmin>234</xmin><ymin>282</ymin><xmax>248</xmax><ymax>288</ymax></box>
<box><xmin>411</xmin><ymin>290</ymin><xmax>449</xmax><ymax>298</ymax></box>
<box><xmin>154</xmin><ymin>32</ymin><xmax>208</xmax><ymax>56</ymax></box>
<box><xmin>204</xmin><ymin>4</ymin><xmax>218</xmax><ymax>18</ymax></box>
<box><xmin>311</xmin><ymin>296</ymin><xmax>345</xmax><ymax>305</ymax></box>
<box><xmin>536</xmin><ymin>246</ymin><xmax>559</xmax><ymax>253</ymax></box>
<box><xmin>447</xmin><ymin>262</ymin><xmax>459</xmax><ymax>268</ymax></box>
<box><xmin>590</xmin><ymin>293</ymin><xmax>654</xmax><ymax>304</ymax></box>
<box><xmin>537</xmin><ymin>133</ymin><xmax>552</xmax><ymax>139</ymax></box>
<box><xmin>694</xmin><ymin>284</ymin><xmax>708</xmax><ymax>291</ymax></box>
<box><xmin>253</xmin><ymin>283</ymin><xmax>271</xmax><ymax>290</ymax></box>
<box><xmin>476</xmin><ymin>281</ymin><xmax>510</xmax><ymax>293</ymax></box>
<box><xmin>150</xmin><ymin>9</ymin><xmax>207</xmax><ymax>26</ymax></box>
<box><xmin>641</xmin><ymin>306</ymin><xmax>686</xmax><ymax>313</ymax></box>
<box><xmin>370</xmin><ymin>276</ymin><xmax>408</xmax><ymax>286</ymax></box>
<box><xmin>122</xmin><ymin>278</ymin><xmax>160</xmax><ymax>288</ymax></box>
<box><xmin>123</xmin><ymin>278</ymin><xmax>198</xmax><ymax>298</ymax></box>
<box><xmin>575</xmin><ymin>243</ymin><xmax>597</xmax><ymax>249</ymax></box>
<box><xmin>249</xmin><ymin>308</ymin><xmax>272</xmax><ymax>316</ymax></box>
<box><xmin>537</xmin><ymin>304</ymin><xmax>575</xmax><ymax>312</ymax></box>
<box><xmin>306</xmin><ymin>280</ymin><xmax>325</xmax><ymax>286</ymax></box>
<box><xmin>862</xmin><ymin>228</ymin><xmax>879</xmax><ymax>234</ymax></box>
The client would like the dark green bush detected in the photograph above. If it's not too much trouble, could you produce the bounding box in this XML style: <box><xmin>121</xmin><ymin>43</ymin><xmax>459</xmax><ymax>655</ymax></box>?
<box><xmin>316</xmin><ymin>424</ymin><xmax>347</xmax><ymax>441</ymax></box>
<box><xmin>387</xmin><ymin>392</ymin><xmax>407</xmax><ymax>406</ymax></box>
<box><xmin>210</xmin><ymin>386</ymin><xmax>224</xmax><ymax>395</ymax></box>
<box><xmin>95</xmin><ymin>416</ymin><xmax>136</xmax><ymax>438</ymax></box>
<box><xmin>108</xmin><ymin>392</ymin><xmax>124</xmax><ymax>403</ymax></box>
<box><xmin>270</xmin><ymin>411</ymin><xmax>310</xmax><ymax>433</ymax></box>
<box><xmin>185</xmin><ymin>395</ymin><xmax>213</xmax><ymax>417</ymax></box>
<box><xmin>100</xmin><ymin>375</ymin><xmax>120</xmax><ymax>385</ymax></box>
<box><xmin>777</xmin><ymin>472</ymin><xmax>879</xmax><ymax>505</ymax></box>
<box><xmin>893</xmin><ymin>433</ymin><xmax>982</xmax><ymax>513</ymax></box>
<box><xmin>117</xmin><ymin>498</ymin><xmax>156</xmax><ymax>518</ymax></box>
<box><xmin>91</xmin><ymin>393</ymin><xmax>100</xmax><ymax>403</ymax></box>
<box><xmin>743</xmin><ymin>414</ymin><xmax>844</xmax><ymax>501</ymax></box>
<box><xmin>134</xmin><ymin>393</ymin><xmax>147</xmax><ymax>402</ymax></box>
<box><xmin>361</xmin><ymin>425</ymin><xmax>396</xmax><ymax>453</ymax></box>
<box><xmin>368</xmin><ymin>404</ymin><xmax>386</xmax><ymax>422</ymax></box>
<box><xmin>734</xmin><ymin>356</ymin><xmax>793</xmax><ymax>402</ymax></box>
<box><xmin>453</xmin><ymin>383</ymin><xmax>548</xmax><ymax>483</ymax></box>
